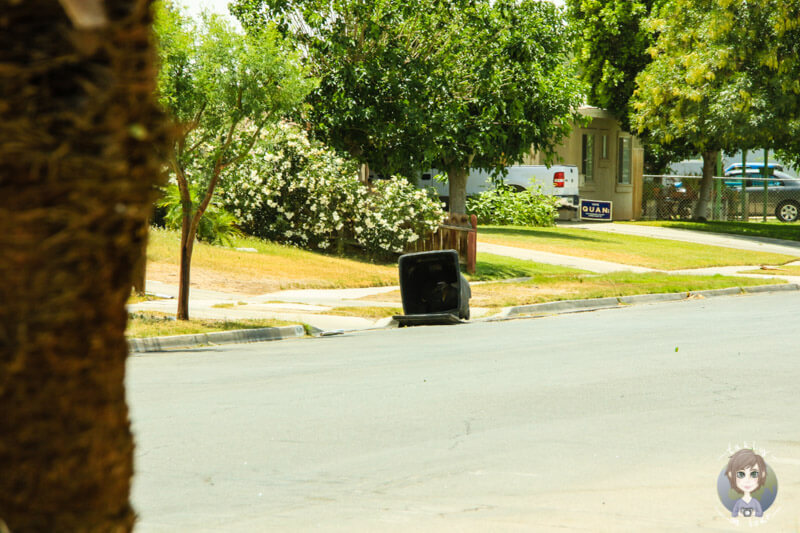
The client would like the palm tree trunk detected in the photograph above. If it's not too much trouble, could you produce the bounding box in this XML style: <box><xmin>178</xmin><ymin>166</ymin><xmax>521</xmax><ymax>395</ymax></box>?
<box><xmin>132</xmin><ymin>217</ymin><xmax>150</xmax><ymax>295</ymax></box>
<box><xmin>0</xmin><ymin>1</ymin><xmax>167</xmax><ymax>531</ymax></box>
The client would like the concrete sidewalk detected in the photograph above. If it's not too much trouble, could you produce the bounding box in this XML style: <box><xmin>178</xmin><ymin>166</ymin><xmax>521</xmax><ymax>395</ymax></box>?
<box><xmin>477</xmin><ymin>242</ymin><xmax>656</xmax><ymax>273</ymax></box>
<box><xmin>129</xmin><ymin>280</ymin><xmax>403</xmax><ymax>333</ymax></box>
<box><xmin>564</xmin><ymin>221</ymin><xmax>800</xmax><ymax>256</ymax></box>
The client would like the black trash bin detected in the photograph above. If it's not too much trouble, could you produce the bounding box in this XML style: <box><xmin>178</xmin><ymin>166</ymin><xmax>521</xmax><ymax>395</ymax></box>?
<box><xmin>394</xmin><ymin>250</ymin><xmax>471</xmax><ymax>326</ymax></box>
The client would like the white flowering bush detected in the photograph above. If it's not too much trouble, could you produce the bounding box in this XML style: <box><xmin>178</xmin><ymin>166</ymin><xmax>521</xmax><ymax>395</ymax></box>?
<box><xmin>355</xmin><ymin>179</ymin><xmax>445</xmax><ymax>253</ymax></box>
<box><xmin>222</xmin><ymin>122</ymin><xmax>445</xmax><ymax>256</ymax></box>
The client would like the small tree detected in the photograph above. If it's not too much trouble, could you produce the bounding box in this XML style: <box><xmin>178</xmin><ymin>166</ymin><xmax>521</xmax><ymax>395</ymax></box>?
<box><xmin>154</xmin><ymin>2</ymin><xmax>313</xmax><ymax>319</ymax></box>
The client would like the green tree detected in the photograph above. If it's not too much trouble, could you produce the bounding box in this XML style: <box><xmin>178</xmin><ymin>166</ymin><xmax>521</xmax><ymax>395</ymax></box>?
<box><xmin>426</xmin><ymin>0</ymin><xmax>584</xmax><ymax>215</ymax></box>
<box><xmin>633</xmin><ymin>0</ymin><xmax>800</xmax><ymax>218</ymax></box>
<box><xmin>233</xmin><ymin>0</ymin><xmax>584</xmax><ymax>215</ymax></box>
<box><xmin>565</xmin><ymin>0</ymin><xmax>691</xmax><ymax>173</ymax></box>
<box><xmin>232</xmin><ymin>0</ymin><xmax>452</xmax><ymax>178</ymax></box>
<box><xmin>632</xmin><ymin>1</ymin><xmax>755</xmax><ymax>219</ymax></box>
<box><xmin>566</xmin><ymin>0</ymin><xmax>661</xmax><ymax>131</ymax></box>
<box><xmin>154</xmin><ymin>2</ymin><xmax>313</xmax><ymax>319</ymax></box>
<box><xmin>701</xmin><ymin>0</ymin><xmax>800</xmax><ymax>168</ymax></box>
<box><xmin>0</xmin><ymin>0</ymin><xmax>168</xmax><ymax>530</ymax></box>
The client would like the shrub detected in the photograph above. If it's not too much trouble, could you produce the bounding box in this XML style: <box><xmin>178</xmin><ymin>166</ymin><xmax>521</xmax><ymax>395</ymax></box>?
<box><xmin>355</xmin><ymin>179</ymin><xmax>445</xmax><ymax>255</ymax></box>
<box><xmin>222</xmin><ymin>122</ymin><xmax>445</xmax><ymax>256</ymax></box>
<box><xmin>466</xmin><ymin>184</ymin><xmax>560</xmax><ymax>226</ymax></box>
<box><xmin>157</xmin><ymin>183</ymin><xmax>242</xmax><ymax>246</ymax></box>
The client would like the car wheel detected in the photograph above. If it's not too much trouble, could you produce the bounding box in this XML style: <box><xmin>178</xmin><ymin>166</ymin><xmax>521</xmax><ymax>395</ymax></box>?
<box><xmin>775</xmin><ymin>200</ymin><xmax>800</xmax><ymax>223</ymax></box>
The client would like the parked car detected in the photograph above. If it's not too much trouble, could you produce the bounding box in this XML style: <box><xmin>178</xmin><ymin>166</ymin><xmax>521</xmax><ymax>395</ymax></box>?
<box><xmin>725</xmin><ymin>162</ymin><xmax>784</xmax><ymax>174</ymax></box>
<box><xmin>723</xmin><ymin>169</ymin><xmax>800</xmax><ymax>222</ymax></box>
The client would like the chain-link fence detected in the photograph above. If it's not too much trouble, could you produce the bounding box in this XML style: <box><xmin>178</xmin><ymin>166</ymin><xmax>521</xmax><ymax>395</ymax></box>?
<box><xmin>641</xmin><ymin>175</ymin><xmax>800</xmax><ymax>222</ymax></box>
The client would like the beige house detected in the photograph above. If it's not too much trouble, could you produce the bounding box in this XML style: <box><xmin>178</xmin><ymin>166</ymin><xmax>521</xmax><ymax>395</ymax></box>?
<box><xmin>524</xmin><ymin>107</ymin><xmax>644</xmax><ymax>220</ymax></box>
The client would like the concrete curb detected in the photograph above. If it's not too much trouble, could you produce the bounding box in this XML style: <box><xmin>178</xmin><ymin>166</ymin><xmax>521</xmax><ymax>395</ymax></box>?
<box><xmin>499</xmin><ymin>297</ymin><xmax>620</xmax><ymax>318</ymax></box>
<box><xmin>497</xmin><ymin>283</ymin><xmax>799</xmax><ymax>320</ymax></box>
<box><xmin>742</xmin><ymin>283</ymin><xmax>800</xmax><ymax>294</ymax></box>
<box><xmin>618</xmin><ymin>292</ymin><xmax>687</xmax><ymax>305</ymax></box>
<box><xmin>128</xmin><ymin>325</ymin><xmax>306</xmax><ymax>353</ymax></box>
<box><xmin>689</xmin><ymin>287</ymin><xmax>743</xmax><ymax>298</ymax></box>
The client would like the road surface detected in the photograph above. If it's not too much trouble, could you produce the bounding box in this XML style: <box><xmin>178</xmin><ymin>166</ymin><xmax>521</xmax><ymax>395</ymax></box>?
<box><xmin>128</xmin><ymin>291</ymin><xmax>800</xmax><ymax>531</ymax></box>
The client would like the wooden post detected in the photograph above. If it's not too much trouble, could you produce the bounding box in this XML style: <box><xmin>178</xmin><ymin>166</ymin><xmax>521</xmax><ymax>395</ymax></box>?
<box><xmin>467</xmin><ymin>214</ymin><xmax>477</xmax><ymax>275</ymax></box>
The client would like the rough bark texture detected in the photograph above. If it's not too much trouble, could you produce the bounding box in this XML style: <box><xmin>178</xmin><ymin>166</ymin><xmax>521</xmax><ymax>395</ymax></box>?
<box><xmin>0</xmin><ymin>1</ymin><xmax>168</xmax><ymax>531</ymax></box>
<box><xmin>695</xmin><ymin>150</ymin><xmax>718</xmax><ymax>221</ymax></box>
<box><xmin>131</xmin><ymin>218</ymin><xmax>149</xmax><ymax>295</ymax></box>
<box><xmin>446</xmin><ymin>167</ymin><xmax>469</xmax><ymax>215</ymax></box>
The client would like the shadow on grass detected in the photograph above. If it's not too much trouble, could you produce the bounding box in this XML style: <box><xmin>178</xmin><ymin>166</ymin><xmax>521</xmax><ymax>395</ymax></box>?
<box><xmin>479</xmin><ymin>225</ymin><xmax>602</xmax><ymax>242</ymax></box>
<box><xmin>471</xmin><ymin>260</ymin><xmax>535</xmax><ymax>280</ymax></box>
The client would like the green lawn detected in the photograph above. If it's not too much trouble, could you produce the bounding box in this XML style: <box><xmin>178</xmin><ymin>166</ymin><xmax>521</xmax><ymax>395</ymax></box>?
<box><xmin>467</xmin><ymin>252</ymin><xmax>588</xmax><ymax>281</ymax></box>
<box><xmin>478</xmin><ymin>225</ymin><xmax>798</xmax><ymax>269</ymax></box>
<box><xmin>147</xmin><ymin>228</ymin><xmax>398</xmax><ymax>293</ymax></box>
<box><xmin>134</xmin><ymin>226</ymin><xmax>797</xmax><ymax>329</ymax></box>
<box><xmin>469</xmin><ymin>271</ymin><xmax>779</xmax><ymax>309</ymax></box>
<box><xmin>361</xmin><ymin>268</ymin><xmax>781</xmax><ymax>313</ymax></box>
<box><xmin>127</xmin><ymin>311</ymin><xmax>307</xmax><ymax>338</ymax></box>
<box><xmin>627</xmin><ymin>220</ymin><xmax>800</xmax><ymax>242</ymax></box>
<box><xmin>146</xmin><ymin>229</ymin><xmax>587</xmax><ymax>293</ymax></box>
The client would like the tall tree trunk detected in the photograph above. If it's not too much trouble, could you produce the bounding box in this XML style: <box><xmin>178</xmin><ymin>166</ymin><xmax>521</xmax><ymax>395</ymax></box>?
<box><xmin>695</xmin><ymin>150</ymin><xmax>718</xmax><ymax>221</ymax></box>
<box><xmin>447</xmin><ymin>167</ymin><xmax>469</xmax><ymax>215</ymax></box>
<box><xmin>0</xmin><ymin>1</ymin><xmax>167</xmax><ymax>531</ymax></box>
<box><xmin>131</xmin><ymin>217</ymin><xmax>150</xmax><ymax>295</ymax></box>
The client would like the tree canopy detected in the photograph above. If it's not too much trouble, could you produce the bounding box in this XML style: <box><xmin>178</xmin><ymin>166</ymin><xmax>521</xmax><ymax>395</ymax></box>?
<box><xmin>704</xmin><ymin>0</ymin><xmax>800</xmax><ymax>167</ymax></box>
<box><xmin>631</xmin><ymin>0</ymin><xmax>800</xmax><ymax>218</ymax></box>
<box><xmin>565</xmin><ymin>0</ymin><xmax>661</xmax><ymax>131</ymax></box>
<box><xmin>232</xmin><ymin>0</ymin><xmax>584</xmax><ymax>214</ymax></box>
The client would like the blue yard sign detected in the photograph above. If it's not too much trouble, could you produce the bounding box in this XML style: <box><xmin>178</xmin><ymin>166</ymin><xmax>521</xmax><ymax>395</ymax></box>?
<box><xmin>579</xmin><ymin>199</ymin><xmax>612</xmax><ymax>221</ymax></box>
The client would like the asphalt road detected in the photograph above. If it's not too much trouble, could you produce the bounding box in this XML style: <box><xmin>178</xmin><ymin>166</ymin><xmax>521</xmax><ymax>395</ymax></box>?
<box><xmin>128</xmin><ymin>291</ymin><xmax>800</xmax><ymax>532</ymax></box>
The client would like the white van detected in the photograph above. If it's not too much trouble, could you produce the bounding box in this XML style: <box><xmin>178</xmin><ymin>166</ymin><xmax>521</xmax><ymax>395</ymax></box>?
<box><xmin>419</xmin><ymin>165</ymin><xmax>580</xmax><ymax>210</ymax></box>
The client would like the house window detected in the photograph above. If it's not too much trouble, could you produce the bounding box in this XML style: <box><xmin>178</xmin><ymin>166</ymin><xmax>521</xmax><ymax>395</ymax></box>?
<box><xmin>581</xmin><ymin>133</ymin><xmax>594</xmax><ymax>183</ymax></box>
<box><xmin>617</xmin><ymin>136</ymin><xmax>631</xmax><ymax>184</ymax></box>
<box><xmin>601</xmin><ymin>134</ymin><xmax>608</xmax><ymax>160</ymax></box>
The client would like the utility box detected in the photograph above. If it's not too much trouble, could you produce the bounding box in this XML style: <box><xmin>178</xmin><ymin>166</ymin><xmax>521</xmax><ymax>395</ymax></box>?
<box><xmin>394</xmin><ymin>250</ymin><xmax>471</xmax><ymax>326</ymax></box>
